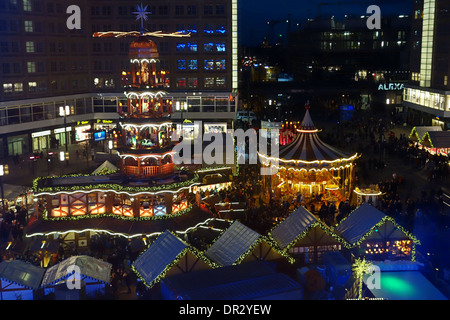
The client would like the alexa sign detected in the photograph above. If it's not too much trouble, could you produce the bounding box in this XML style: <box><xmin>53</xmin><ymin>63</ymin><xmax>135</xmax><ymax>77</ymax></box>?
<box><xmin>378</xmin><ymin>83</ymin><xmax>405</xmax><ymax>91</ymax></box>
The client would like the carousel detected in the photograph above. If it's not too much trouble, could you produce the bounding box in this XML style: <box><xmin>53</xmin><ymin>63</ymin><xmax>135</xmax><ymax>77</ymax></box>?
<box><xmin>259</xmin><ymin>106</ymin><xmax>359</xmax><ymax>204</ymax></box>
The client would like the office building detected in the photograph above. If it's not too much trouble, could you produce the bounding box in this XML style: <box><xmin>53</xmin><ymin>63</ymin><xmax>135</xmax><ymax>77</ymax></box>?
<box><xmin>0</xmin><ymin>0</ymin><xmax>238</xmax><ymax>158</ymax></box>
<box><xmin>403</xmin><ymin>0</ymin><xmax>450</xmax><ymax>129</ymax></box>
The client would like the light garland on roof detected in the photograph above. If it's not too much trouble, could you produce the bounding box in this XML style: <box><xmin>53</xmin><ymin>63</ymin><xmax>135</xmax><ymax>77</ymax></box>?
<box><xmin>258</xmin><ymin>152</ymin><xmax>359</xmax><ymax>166</ymax></box>
<box><xmin>33</xmin><ymin>173</ymin><xmax>200</xmax><ymax>195</ymax></box>
<box><xmin>119</xmin><ymin>122</ymin><xmax>173</xmax><ymax>130</ymax></box>
<box><xmin>332</xmin><ymin>205</ymin><xmax>421</xmax><ymax>261</ymax></box>
<box><xmin>118</xmin><ymin>151</ymin><xmax>175</xmax><ymax>161</ymax></box>
<box><xmin>26</xmin><ymin>208</ymin><xmax>220</xmax><ymax>240</ymax></box>
<box><xmin>131</xmin><ymin>231</ymin><xmax>218</xmax><ymax>288</ymax></box>
<box><xmin>124</xmin><ymin>91</ymin><xmax>167</xmax><ymax>99</ymax></box>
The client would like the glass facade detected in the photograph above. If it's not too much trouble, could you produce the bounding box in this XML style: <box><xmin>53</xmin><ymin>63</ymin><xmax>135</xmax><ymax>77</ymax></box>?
<box><xmin>403</xmin><ymin>87</ymin><xmax>450</xmax><ymax>111</ymax></box>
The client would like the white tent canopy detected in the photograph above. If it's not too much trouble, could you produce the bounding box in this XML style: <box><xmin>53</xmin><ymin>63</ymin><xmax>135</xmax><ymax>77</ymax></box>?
<box><xmin>204</xmin><ymin>221</ymin><xmax>261</xmax><ymax>267</ymax></box>
<box><xmin>91</xmin><ymin>160</ymin><xmax>118</xmax><ymax>175</ymax></box>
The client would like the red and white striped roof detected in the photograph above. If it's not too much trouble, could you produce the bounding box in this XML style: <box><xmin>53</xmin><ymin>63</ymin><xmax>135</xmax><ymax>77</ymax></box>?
<box><xmin>278</xmin><ymin>108</ymin><xmax>351</xmax><ymax>162</ymax></box>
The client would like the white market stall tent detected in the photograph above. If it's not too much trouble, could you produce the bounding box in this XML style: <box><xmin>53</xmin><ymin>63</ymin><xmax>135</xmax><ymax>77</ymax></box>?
<box><xmin>334</xmin><ymin>203</ymin><xmax>420</xmax><ymax>261</ymax></box>
<box><xmin>40</xmin><ymin>255</ymin><xmax>112</xmax><ymax>299</ymax></box>
<box><xmin>132</xmin><ymin>230</ymin><xmax>213</xmax><ymax>288</ymax></box>
<box><xmin>0</xmin><ymin>259</ymin><xmax>45</xmax><ymax>300</ymax></box>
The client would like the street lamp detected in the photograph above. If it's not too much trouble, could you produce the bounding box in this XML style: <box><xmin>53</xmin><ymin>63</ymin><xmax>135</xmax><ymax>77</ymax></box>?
<box><xmin>0</xmin><ymin>164</ymin><xmax>9</xmax><ymax>218</ymax></box>
<box><xmin>59</xmin><ymin>105</ymin><xmax>70</xmax><ymax>166</ymax></box>
<box><xmin>59</xmin><ymin>151</ymin><xmax>69</xmax><ymax>175</ymax></box>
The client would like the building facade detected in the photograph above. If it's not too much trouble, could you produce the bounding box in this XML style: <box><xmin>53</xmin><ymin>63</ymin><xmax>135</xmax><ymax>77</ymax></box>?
<box><xmin>403</xmin><ymin>0</ymin><xmax>450</xmax><ymax>129</ymax></box>
<box><xmin>0</xmin><ymin>0</ymin><xmax>238</xmax><ymax>158</ymax></box>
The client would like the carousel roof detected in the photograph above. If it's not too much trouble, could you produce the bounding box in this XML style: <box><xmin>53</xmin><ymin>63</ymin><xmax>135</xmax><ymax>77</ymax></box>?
<box><xmin>276</xmin><ymin>108</ymin><xmax>354</xmax><ymax>162</ymax></box>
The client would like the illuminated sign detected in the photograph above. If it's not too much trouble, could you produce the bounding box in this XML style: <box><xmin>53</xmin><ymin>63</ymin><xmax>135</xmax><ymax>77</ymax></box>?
<box><xmin>94</xmin><ymin>131</ymin><xmax>106</xmax><ymax>141</ymax></box>
<box><xmin>77</xmin><ymin>120</ymin><xmax>90</xmax><ymax>126</ymax></box>
<box><xmin>378</xmin><ymin>83</ymin><xmax>405</xmax><ymax>91</ymax></box>
<box><xmin>96</xmin><ymin>119</ymin><xmax>114</xmax><ymax>124</ymax></box>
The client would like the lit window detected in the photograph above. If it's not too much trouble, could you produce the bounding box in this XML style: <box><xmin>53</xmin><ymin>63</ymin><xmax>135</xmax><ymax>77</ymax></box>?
<box><xmin>23</xmin><ymin>0</ymin><xmax>32</xmax><ymax>11</ymax></box>
<box><xmin>216</xmin><ymin>42</ymin><xmax>226</xmax><ymax>52</ymax></box>
<box><xmin>204</xmin><ymin>60</ymin><xmax>214</xmax><ymax>70</ymax></box>
<box><xmin>187</xmin><ymin>78</ymin><xmax>198</xmax><ymax>88</ymax></box>
<box><xmin>204</xmin><ymin>42</ymin><xmax>214</xmax><ymax>52</ymax></box>
<box><xmin>25</xmin><ymin>41</ymin><xmax>35</xmax><ymax>53</ymax></box>
<box><xmin>216</xmin><ymin>77</ymin><xmax>226</xmax><ymax>87</ymax></box>
<box><xmin>176</xmin><ymin>43</ymin><xmax>186</xmax><ymax>52</ymax></box>
<box><xmin>28</xmin><ymin>81</ymin><xmax>37</xmax><ymax>92</ymax></box>
<box><xmin>187</xmin><ymin>42</ymin><xmax>197</xmax><ymax>52</ymax></box>
<box><xmin>204</xmin><ymin>24</ymin><xmax>213</xmax><ymax>34</ymax></box>
<box><xmin>188</xmin><ymin>60</ymin><xmax>197</xmax><ymax>70</ymax></box>
<box><xmin>14</xmin><ymin>82</ymin><xmax>23</xmax><ymax>92</ymax></box>
<box><xmin>215</xmin><ymin>59</ymin><xmax>226</xmax><ymax>70</ymax></box>
<box><xmin>176</xmin><ymin>78</ymin><xmax>186</xmax><ymax>88</ymax></box>
<box><xmin>216</xmin><ymin>25</ymin><xmax>226</xmax><ymax>34</ymax></box>
<box><xmin>177</xmin><ymin>60</ymin><xmax>186</xmax><ymax>70</ymax></box>
<box><xmin>187</xmin><ymin>24</ymin><xmax>197</xmax><ymax>33</ymax></box>
<box><xmin>3</xmin><ymin>83</ymin><xmax>13</xmax><ymax>93</ymax></box>
<box><xmin>204</xmin><ymin>77</ymin><xmax>214</xmax><ymax>88</ymax></box>
<box><xmin>27</xmin><ymin>61</ymin><xmax>36</xmax><ymax>73</ymax></box>
<box><xmin>24</xmin><ymin>21</ymin><xmax>33</xmax><ymax>32</ymax></box>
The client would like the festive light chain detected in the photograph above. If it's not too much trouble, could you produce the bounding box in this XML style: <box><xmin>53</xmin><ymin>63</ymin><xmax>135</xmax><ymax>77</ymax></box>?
<box><xmin>257</xmin><ymin>151</ymin><xmax>359</xmax><ymax>166</ymax></box>
<box><xmin>41</xmin><ymin>205</ymin><xmax>193</xmax><ymax>222</ymax></box>
<box><xmin>132</xmin><ymin>230</ymin><xmax>219</xmax><ymax>288</ymax></box>
<box><xmin>33</xmin><ymin>173</ymin><xmax>200</xmax><ymax>195</ymax></box>
<box><xmin>267</xmin><ymin>220</ymin><xmax>349</xmax><ymax>254</ymax></box>
<box><xmin>352</xmin><ymin>257</ymin><xmax>374</xmax><ymax>300</ymax></box>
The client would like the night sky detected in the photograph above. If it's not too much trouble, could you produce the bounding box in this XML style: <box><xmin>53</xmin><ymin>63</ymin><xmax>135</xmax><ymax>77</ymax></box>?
<box><xmin>239</xmin><ymin>0</ymin><xmax>413</xmax><ymax>46</ymax></box>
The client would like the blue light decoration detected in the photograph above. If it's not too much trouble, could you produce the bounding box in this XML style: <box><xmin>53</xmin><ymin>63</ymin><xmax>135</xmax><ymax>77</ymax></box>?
<box><xmin>216</xmin><ymin>42</ymin><xmax>226</xmax><ymax>52</ymax></box>
<box><xmin>216</xmin><ymin>24</ymin><xmax>226</xmax><ymax>34</ymax></box>
<box><xmin>188</xmin><ymin>60</ymin><xmax>198</xmax><ymax>70</ymax></box>
<box><xmin>204</xmin><ymin>24</ymin><xmax>214</xmax><ymax>34</ymax></box>
<box><xmin>187</xmin><ymin>42</ymin><xmax>197</xmax><ymax>52</ymax></box>
<box><xmin>187</xmin><ymin>24</ymin><xmax>197</xmax><ymax>33</ymax></box>
<box><xmin>177</xmin><ymin>60</ymin><xmax>186</xmax><ymax>70</ymax></box>
<box><xmin>176</xmin><ymin>43</ymin><xmax>186</xmax><ymax>52</ymax></box>
<box><xmin>204</xmin><ymin>42</ymin><xmax>214</xmax><ymax>52</ymax></box>
<box><xmin>204</xmin><ymin>60</ymin><xmax>214</xmax><ymax>70</ymax></box>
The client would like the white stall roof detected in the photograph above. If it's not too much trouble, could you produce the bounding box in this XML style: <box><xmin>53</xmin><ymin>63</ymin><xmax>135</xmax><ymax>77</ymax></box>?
<box><xmin>270</xmin><ymin>206</ymin><xmax>318</xmax><ymax>249</ymax></box>
<box><xmin>0</xmin><ymin>260</ymin><xmax>45</xmax><ymax>290</ymax></box>
<box><xmin>334</xmin><ymin>203</ymin><xmax>386</xmax><ymax>244</ymax></box>
<box><xmin>132</xmin><ymin>231</ymin><xmax>187</xmax><ymax>285</ymax></box>
<box><xmin>41</xmin><ymin>255</ymin><xmax>112</xmax><ymax>287</ymax></box>
<box><xmin>204</xmin><ymin>221</ymin><xmax>261</xmax><ymax>267</ymax></box>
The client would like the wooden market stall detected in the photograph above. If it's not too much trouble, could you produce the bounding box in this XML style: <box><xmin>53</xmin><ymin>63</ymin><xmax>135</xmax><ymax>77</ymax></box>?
<box><xmin>268</xmin><ymin>206</ymin><xmax>345</xmax><ymax>264</ymax></box>
<box><xmin>0</xmin><ymin>259</ymin><xmax>45</xmax><ymax>300</ymax></box>
<box><xmin>334</xmin><ymin>203</ymin><xmax>420</xmax><ymax>261</ymax></box>
<box><xmin>132</xmin><ymin>230</ymin><xmax>214</xmax><ymax>288</ymax></box>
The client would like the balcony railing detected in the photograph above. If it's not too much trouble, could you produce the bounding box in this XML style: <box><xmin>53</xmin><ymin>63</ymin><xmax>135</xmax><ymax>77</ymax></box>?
<box><xmin>123</xmin><ymin>162</ymin><xmax>175</xmax><ymax>177</ymax></box>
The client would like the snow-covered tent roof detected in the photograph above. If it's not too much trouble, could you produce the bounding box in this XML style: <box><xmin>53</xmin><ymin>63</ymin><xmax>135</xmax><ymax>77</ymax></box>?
<box><xmin>91</xmin><ymin>160</ymin><xmax>118</xmax><ymax>175</ymax></box>
<box><xmin>0</xmin><ymin>260</ymin><xmax>45</xmax><ymax>290</ymax></box>
<box><xmin>204</xmin><ymin>221</ymin><xmax>261</xmax><ymax>267</ymax></box>
<box><xmin>132</xmin><ymin>230</ymin><xmax>189</xmax><ymax>287</ymax></box>
<box><xmin>270</xmin><ymin>206</ymin><xmax>319</xmax><ymax>249</ymax></box>
<box><xmin>41</xmin><ymin>255</ymin><xmax>112</xmax><ymax>287</ymax></box>
<box><xmin>334</xmin><ymin>203</ymin><xmax>386</xmax><ymax>245</ymax></box>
